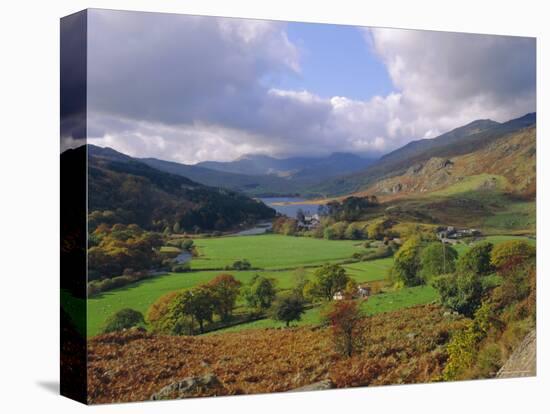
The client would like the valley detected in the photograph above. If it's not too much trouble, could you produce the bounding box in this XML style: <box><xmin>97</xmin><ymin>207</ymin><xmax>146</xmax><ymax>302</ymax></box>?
<box><xmin>68</xmin><ymin>112</ymin><xmax>537</xmax><ymax>402</ymax></box>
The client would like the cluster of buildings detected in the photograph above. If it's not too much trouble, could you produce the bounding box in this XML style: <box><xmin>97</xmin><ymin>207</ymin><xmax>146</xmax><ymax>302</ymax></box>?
<box><xmin>333</xmin><ymin>284</ymin><xmax>371</xmax><ymax>301</ymax></box>
<box><xmin>437</xmin><ymin>226</ymin><xmax>481</xmax><ymax>244</ymax></box>
<box><xmin>297</xmin><ymin>213</ymin><xmax>321</xmax><ymax>231</ymax></box>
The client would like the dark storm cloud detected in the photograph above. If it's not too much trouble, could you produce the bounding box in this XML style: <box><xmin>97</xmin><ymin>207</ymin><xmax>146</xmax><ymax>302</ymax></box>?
<box><xmin>60</xmin><ymin>10</ymin><xmax>87</xmax><ymax>150</ymax></box>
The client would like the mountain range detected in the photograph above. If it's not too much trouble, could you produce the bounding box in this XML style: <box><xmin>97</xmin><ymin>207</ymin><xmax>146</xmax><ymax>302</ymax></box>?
<box><xmin>87</xmin><ymin>112</ymin><xmax>536</xmax><ymax>201</ymax></box>
<box><xmin>314</xmin><ymin>112</ymin><xmax>536</xmax><ymax>196</ymax></box>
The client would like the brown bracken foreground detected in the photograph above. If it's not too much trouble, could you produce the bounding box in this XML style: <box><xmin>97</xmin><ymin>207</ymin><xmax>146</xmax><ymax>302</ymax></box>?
<box><xmin>87</xmin><ymin>304</ymin><xmax>466</xmax><ymax>404</ymax></box>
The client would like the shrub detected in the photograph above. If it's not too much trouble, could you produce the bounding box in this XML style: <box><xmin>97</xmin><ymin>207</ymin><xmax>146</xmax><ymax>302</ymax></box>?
<box><xmin>322</xmin><ymin>300</ymin><xmax>365</xmax><ymax>357</ymax></box>
<box><xmin>171</xmin><ymin>263</ymin><xmax>191</xmax><ymax>273</ymax></box>
<box><xmin>226</xmin><ymin>259</ymin><xmax>251</xmax><ymax>270</ymax></box>
<box><xmin>443</xmin><ymin>302</ymin><xmax>493</xmax><ymax>380</ymax></box>
<box><xmin>102</xmin><ymin>308</ymin><xmax>145</xmax><ymax>333</ymax></box>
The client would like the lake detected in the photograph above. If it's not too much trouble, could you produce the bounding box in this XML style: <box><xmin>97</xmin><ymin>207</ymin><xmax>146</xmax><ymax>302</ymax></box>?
<box><xmin>259</xmin><ymin>197</ymin><xmax>319</xmax><ymax>218</ymax></box>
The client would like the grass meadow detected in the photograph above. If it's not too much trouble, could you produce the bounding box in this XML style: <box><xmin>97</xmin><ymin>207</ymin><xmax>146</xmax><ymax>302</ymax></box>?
<box><xmin>86</xmin><ymin>233</ymin><xmax>533</xmax><ymax>337</ymax></box>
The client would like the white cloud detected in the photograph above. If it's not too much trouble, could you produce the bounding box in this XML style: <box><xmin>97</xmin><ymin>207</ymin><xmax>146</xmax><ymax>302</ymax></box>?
<box><xmin>86</xmin><ymin>10</ymin><xmax>536</xmax><ymax>163</ymax></box>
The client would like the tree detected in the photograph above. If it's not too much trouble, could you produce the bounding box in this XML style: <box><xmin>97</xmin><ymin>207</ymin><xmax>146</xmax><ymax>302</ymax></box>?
<box><xmin>146</xmin><ymin>291</ymin><xmax>183</xmax><ymax>333</ymax></box>
<box><xmin>432</xmin><ymin>272</ymin><xmax>483</xmax><ymax>317</ymax></box>
<box><xmin>292</xmin><ymin>267</ymin><xmax>309</xmax><ymax>300</ymax></box>
<box><xmin>206</xmin><ymin>274</ymin><xmax>242</xmax><ymax>321</ymax></box>
<box><xmin>323</xmin><ymin>226</ymin><xmax>337</xmax><ymax>240</ymax></box>
<box><xmin>270</xmin><ymin>294</ymin><xmax>306</xmax><ymax>327</ymax></box>
<box><xmin>102</xmin><ymin>308</ymin><xmax>145</xmax><ymax>333</ymax></box>
<box><xmin>345</xmin><ymin>223</ymin><xmax>364</xmax><ymax>240</ymax></box>
<box><xmin>243</xmin><ymin>275</ymin><xmax>277</xmax><ymax>310</ymax></box>
<box><xmin>322</xmin><ymin>300</ymin><xmax>365</xmax><ymax>357</ymax></box>
<box><xmin>456</xmin><ymin>241</ymin><xmax>494</xmax><ymax>276</ymax></box>
<box><xmin>392</xmin><ymin>236</ymin><xmax>423</xmax><ymax>286</ymax></box>
<box><xmin>308</xmin><ymin>263</ymin><xmax>351</xmax><ymax>301</ymax></box>
<box><xmin>173</xmin><ymin>287</ymin><xmax>215</xmax><ymax>333</ymax></box>
<box><xmin>330</xmin><ymin>222</ymin><xmax>348</xmax><ymax>239</ymax></box>
<box><xmin>367</xmin><ymin>220</ymin><xmax>385</xmax><ymax>240</ymax></box>
<box><xmin>296</xmin><ymin>208</ymin><xmax>306</xmax><ymax>223</ymax></box>
<box><xmin>490</xmin><ymin>240</ymin><xmax>535</xmax><ymax>271</ymax></box>
<box><xmin>173</xmin><ymin>221</ymin><xmax>181</xmax><ymax>234</ymax></box>
<box><xmin>420</xmin><ymin>242</ymin><xmax>458</xmax><ymax>280</ymax></box>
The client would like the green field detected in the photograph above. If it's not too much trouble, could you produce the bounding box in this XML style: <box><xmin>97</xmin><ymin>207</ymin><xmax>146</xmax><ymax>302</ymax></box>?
<box><xmin>210</xmin><ymin>285</ymin><xmax>438</xmax><ymax>334</ymax></box>
<box><xmin>85</xmin><ymin>233</ymin><xmax>533</xmax><ymax>337</ymax></box>
<box><xmin>191</xmin><ymin>234</ymin><xmax>364</xmax><ymax>269</ymax></box>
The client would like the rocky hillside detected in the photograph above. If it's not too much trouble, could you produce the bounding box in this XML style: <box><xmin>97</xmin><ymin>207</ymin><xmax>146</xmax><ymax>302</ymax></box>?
<box><xmin>497</xmin><ymin>330</ymin><xmax>536</xmax><ymax>378</ymax></box>
<box><xmin>363</xmin><ymin>125</ymin><xmax>535</xmax><ymax>200</ymax></box>
<box><xmin>314</xmin><ymin>113</ymin><xmax>536</xmax><ymax>197</ymax></box>
<box><xmin>87</xmin><ymin>304</ymin><xmax>464</xmax><ymax>404</ymax></box>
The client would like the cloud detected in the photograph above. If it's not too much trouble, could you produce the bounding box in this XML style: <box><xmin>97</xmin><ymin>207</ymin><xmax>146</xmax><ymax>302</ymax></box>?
<box><xmin>86</xmin><ymin>10</ymin><xmax>536</xmax><ymax>163</ymax></box>
<box><xmin>363</xmin><ymin>27</ymin><xmax>536</xmax><ymax>138</ymax></box>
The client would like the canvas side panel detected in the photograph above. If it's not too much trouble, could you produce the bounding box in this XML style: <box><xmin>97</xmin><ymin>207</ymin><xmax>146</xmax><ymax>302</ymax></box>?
<box><xmin>60</xmin><ymin>9</ymin><xmax>88</xmax><ymax>405</ymax></box>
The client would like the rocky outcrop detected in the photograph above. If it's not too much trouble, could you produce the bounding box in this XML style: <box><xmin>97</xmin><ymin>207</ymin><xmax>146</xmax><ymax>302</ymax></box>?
<box><xmin>497</xmin><ymin>330</ymin><xmax>536</xmax><ymax>378</ymax></box>
<box><xmin>150</xmin><ymin>374</ymin><xmax>226</xmax><ymax>400</ymax></box>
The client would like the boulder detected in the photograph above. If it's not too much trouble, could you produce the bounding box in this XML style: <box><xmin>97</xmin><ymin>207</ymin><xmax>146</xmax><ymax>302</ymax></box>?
<box><xmin>290</xmin><ymin>379</ymin><xmax>334</xmax><ymax>392</ymax></box>
<box><xmin>150</xmin><ymin>373</ymin><xmax>225</xmax><ymax>400</ymax></box>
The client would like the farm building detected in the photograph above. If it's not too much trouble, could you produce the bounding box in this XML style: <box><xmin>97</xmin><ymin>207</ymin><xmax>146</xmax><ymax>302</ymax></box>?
<box><xmin>333</xmin><ymin>284</ymin><xmax>371</xmax><ymax>301</ymax></box>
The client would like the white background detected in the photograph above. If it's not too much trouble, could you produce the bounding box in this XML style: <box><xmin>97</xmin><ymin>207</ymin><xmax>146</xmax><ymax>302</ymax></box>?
<box><xmin>0</xmin><ymin>0</ymin><xmax>547</xmax><ymax>412</ymax></box>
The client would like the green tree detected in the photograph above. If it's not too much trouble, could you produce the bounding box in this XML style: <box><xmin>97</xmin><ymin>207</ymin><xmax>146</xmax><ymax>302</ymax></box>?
<box><xmin>206</xmin><ymin>273</ymin><xmax>242</xmax><ymax>322</ymax></box>
<box><xmin>270</xmin><ymin>294</ymin><xmax>306</xmax><ymax>327</ymax></box>
<box><xmin>308</xmin><ymin>263</ymin><xmax>351</xmax><ymax>301</ymax></box>
<box><xmin>243</xmin><ymin>275</ymin><xmax>277</xmax><ymax>310</ymax></box>
<box><xmin>432</xmin><ymin>272</ymin><xmax>483</xmax><ymax>317</ymax></box>
<box><xmin>173</xmin><ymin>221</ymin><xmax>181</xmax><ymax>234</ymax></box>
<box><xmin>102</xmin><ymin>308</ymin><xmax>145</xmax><ymax>333</ymax></box>
<box><xmin>420</xmin><ymin>242</ymin><xmax>458</xmax><ymax>280</ymax></box>
<box><xmin>392</xmin><ymin>236</ymin><xmax>423</xmax><ymax>286</ymax></box>
<box><xmin>345</xmin><ymin>223</ymin><xmax>364</xmax><ymax>240</ymax></box>
<box><xmin>323</xmin><ymin>226</ymin><xmax>337</xmax><ymax>240</ymax></box>
<box><xmin>457</xmin><ymin>241</ymin><xmax>494</xmax><ymax>276</ymax></box>
<box><xmin>292</xmin><ymin>267</ymin><xmax>309</xmax><ymax>300</ymax></box>
<box><xmin>174</xmin><ymin>287</ymin><xmax>215</xmax><ymax>333</ymax></box>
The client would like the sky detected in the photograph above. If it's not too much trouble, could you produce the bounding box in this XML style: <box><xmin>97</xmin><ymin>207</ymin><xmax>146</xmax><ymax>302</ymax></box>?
<box><xmin>65</xmin><ymin>9</ymin><xmax>536</xmax><ymax>164</ymax></box>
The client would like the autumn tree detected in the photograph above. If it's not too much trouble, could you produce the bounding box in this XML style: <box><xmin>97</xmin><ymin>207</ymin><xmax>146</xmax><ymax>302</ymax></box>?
<box><xmin>146</xmin><ymin>291</ymin><xmax>183</xmax><ymax>333</ymax></box>
<box><xmin>323</xmin><ymin>300</ymin><xmax>365</xmax><ymax>357</ymax></box>
<box><xmin>206</xmin><ymin>273</ymin><xmax>242</xmax><ymax>321</ymax></box>
<box><xmin>490</xmin><ymin>240</ymin><xmax>535</xmax><ymax>271</ymax></box>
